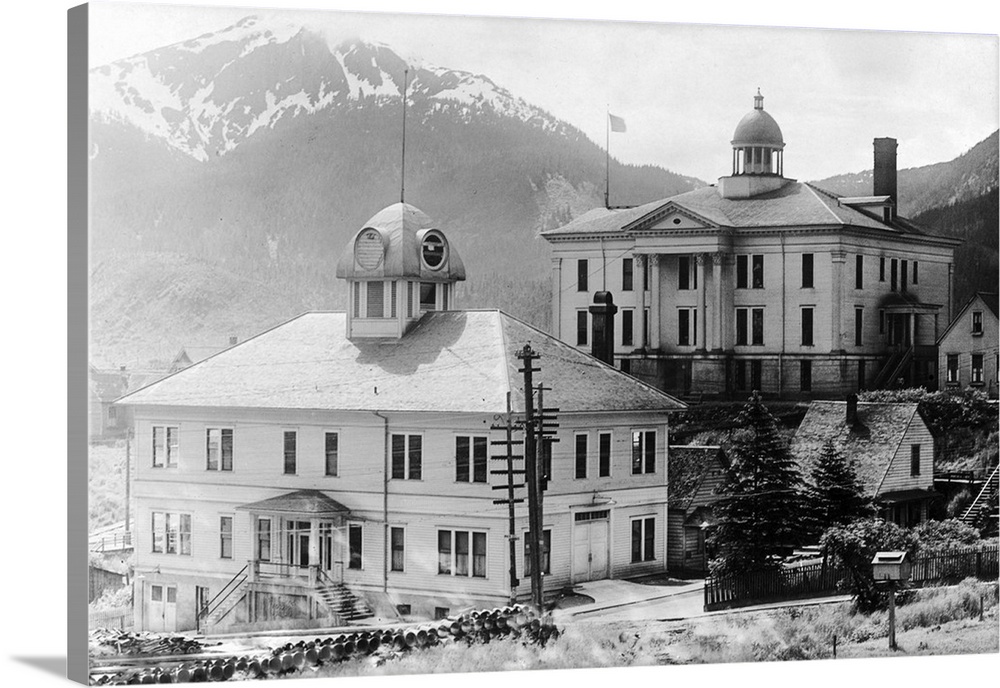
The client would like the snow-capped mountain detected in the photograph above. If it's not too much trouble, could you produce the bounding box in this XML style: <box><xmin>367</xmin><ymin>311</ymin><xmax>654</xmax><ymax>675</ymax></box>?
<box><xmin>90</xmin><ymin>15</ymin><xmax>565</xmax><ymax>161</ymax></box>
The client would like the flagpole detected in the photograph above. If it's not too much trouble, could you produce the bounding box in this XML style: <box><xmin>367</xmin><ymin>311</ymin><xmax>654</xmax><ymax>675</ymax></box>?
<box><xmin>605</xmin><ymin>105</ymin><xmax>610</xmax><ymax>209</ymax></box>
<box><xmin>400</xmin><ymin>68</ymin><xmax>409</xmax><ymax>204</ymax></box>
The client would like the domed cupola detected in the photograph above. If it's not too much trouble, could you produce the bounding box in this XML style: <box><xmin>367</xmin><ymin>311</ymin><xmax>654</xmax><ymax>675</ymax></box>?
<box><xmin>336</xmin><ymin>202</ymin><xmax>466</xmax><ymax>339</ymax></box>
<box><xmin>718</xmin><ymin>90</ymin><xmax>791</xmax><ymax>199</ymax></box>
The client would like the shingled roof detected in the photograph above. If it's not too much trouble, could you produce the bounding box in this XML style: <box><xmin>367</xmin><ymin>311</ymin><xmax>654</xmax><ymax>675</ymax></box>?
<box><xmin>541</xmin><ymin>182</ymin><xmax>950</xmax><ymax>238</ymax></box>
<box><xmin>118</xmin><ymin>310</ymin><xmax>685</xmax><ymax>415</ymax></box>
<box><xmin>790</xmin><ymin>401</ymin><xmax>921</xmax><ymax>497</ymax></box>
<box><xmin>667</xmin><ymin>445</ymin><xmax>727</xmax><ymax>512</ymax></box>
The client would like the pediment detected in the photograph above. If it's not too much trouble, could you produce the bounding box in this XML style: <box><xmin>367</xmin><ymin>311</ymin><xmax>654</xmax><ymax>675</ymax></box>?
<box><xmin>623</xmin><ymin>202</ymin><xmax>718</xmax><ymax>232</ymax></box>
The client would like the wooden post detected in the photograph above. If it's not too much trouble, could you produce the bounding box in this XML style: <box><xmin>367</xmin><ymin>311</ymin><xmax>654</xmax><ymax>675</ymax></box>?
<box><xmin>888</xmin><ymin>581</ymin><xmax>897</xmax><ymax>651</ymax></box>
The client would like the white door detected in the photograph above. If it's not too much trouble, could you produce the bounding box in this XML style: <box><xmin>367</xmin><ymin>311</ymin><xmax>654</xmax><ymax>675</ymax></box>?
<box><xmin>148</xmin><ymin>584</ymin><xmax>164</xmax><ymax>632</ymax></box>
<box><xmin>572</xmin><ymin>512</ymin><xmax>610</xmax><ymax>582</ymax></box>
<box><xmin>147</xmin><ymin>584</ymin><xmax>177</xmax><ymax>632</ymax></box>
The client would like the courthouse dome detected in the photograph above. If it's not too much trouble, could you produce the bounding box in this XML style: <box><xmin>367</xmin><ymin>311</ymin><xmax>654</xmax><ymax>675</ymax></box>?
<box><xmin>731</xmin><ymin>90</ymin><xmax>784</xmax><ymax>149</ymax></box>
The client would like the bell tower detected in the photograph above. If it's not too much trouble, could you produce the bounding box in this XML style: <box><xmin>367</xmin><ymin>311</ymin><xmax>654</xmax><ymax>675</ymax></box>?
<box><xmin>718</xmin><ymin>90</ymin><xmax>791</xmax><ymax>199</ymax></box>
<box><xmin>335</xmin><ymin>203</ymin><xmax>466</xmax><ymax>340</ymax></box>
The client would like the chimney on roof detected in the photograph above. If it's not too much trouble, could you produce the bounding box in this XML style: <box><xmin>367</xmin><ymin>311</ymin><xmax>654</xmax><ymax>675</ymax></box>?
<box><xmin>588</xmin><ymin>291</ymin><xmax>618</xmax><ymax>366</ymax></box>
<box><xmin>229</xmin><ymin>336</ymin><xmax>238</xmax><ymax>346</ymax></box>
<box><xmin>873</xmin><ymin>137</ymin><xmax>898</xmax><ymax>222</ymax></box>
<box><xmin>846</xmin><ymin>393</ymin><xmax>859</xmax><ymax>426</ymax></box>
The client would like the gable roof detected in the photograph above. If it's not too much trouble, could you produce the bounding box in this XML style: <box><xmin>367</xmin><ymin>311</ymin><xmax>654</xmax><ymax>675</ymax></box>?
<box><xmin>667</xmin><ymin>445</ymin><xmax>727</xmax><ymax>511</ymax></box>
<box><xmin>236</xmin><ymin>490</ymin><xmax>350</xmax><ymax>515</ymax></box>
<box><xmin>790</xmin><ymin>401</ymin><xmax>920</xmax><ymax>497</ymax></box>
<box><xmin>938</xmin><ymin>292</ymin><xmax>1000</xmax><ymax>343</ymax></box>
<box><xmin>118</xmin><ymin>310</ymin><xmax>685</xmax><ymax>415</ymax></box>
<box><xmin>541</xmin><ymin>181</ymin><xmax>957</xmax><ymax>240</ymax></box>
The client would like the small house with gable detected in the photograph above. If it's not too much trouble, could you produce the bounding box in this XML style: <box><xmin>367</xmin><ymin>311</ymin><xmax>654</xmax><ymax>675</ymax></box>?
<box><xmin>938</xmin><ymin>292</ymin><xmax>999</xmax><ymax>397</ymax></box>
<box><xmin>790</xmin><ymin>397</ymin><xmax>936</xmax><ymax>526</ymax></box>
<box><xmin>666</xmin><ymin>445</ymin><xmax>727</xmax><ymax>573</ymax></box>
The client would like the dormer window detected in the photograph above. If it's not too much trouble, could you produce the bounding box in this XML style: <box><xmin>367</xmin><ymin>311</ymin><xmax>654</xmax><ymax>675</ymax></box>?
<box><xmin>421</xmin><ymin>231</ymin><xmax>448</xmax><ymax>270</ymax></box>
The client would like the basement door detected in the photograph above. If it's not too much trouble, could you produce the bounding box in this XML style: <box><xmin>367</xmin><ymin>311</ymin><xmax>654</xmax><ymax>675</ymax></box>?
<box><xmin>572</xmin><ymin>510</ymin><xmax>610</xmax><ymax>583</ymax></box>
<box><xmin>148</xmin><ymin>584</ymin><xmax>177</xmax><ymax>632</ymax></box>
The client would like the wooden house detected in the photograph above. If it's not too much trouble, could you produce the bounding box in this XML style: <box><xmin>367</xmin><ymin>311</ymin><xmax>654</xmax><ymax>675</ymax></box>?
<box><xmin>666</xmin><ymin>445</ymin><xmax>727</xmax><ymax>573</ymax></box>
<box><xmin>790</xmin><ymin>397</ymin><xmax>936</xmax><ymax>526</ymax></box>
<box><xmin>118</xmin><ymin>203</ymin><xmax>685</xmax><ymax>633</ymax></box>
<box><xmin>938</xmin><ymin>292</ymin><xmax>999</xmax><ymax>397</ymax></box>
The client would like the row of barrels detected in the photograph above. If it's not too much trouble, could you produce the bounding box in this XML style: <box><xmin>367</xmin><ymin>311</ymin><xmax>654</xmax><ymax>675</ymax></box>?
<box><xmin>91</xmin><ymin>605</ymin><xmax>559</xmax><ymax>685</ymax></box>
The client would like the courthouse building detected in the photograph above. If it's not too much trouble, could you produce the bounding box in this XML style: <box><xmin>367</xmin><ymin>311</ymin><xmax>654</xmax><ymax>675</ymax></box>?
<box><xmin>543</xmin><ymin>92</ymin><xmax>961</xmax><ymax>399</ymax></box>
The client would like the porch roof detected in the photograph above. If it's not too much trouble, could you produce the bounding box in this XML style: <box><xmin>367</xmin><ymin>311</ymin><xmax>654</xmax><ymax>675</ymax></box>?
<box><xmin>877</xmin><ymin>488</ymin><xmax>938</xmax><ymax>504</ymax></box>
<box><xmin>236</xmin><ymin>490</ymin><xmax>350</xmax><ymax>515</ymax></box>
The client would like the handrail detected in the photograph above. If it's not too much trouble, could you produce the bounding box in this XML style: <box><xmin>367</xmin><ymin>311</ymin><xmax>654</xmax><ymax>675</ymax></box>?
<box><xmin>197</xmin><ymin>563</ymin><xmax>249</xmax><ymax>630</ymax></box>
<box><xmin>962</xmin><ymin>464</ymin><xmax>1000</xmax><ymax>526</ymax></box>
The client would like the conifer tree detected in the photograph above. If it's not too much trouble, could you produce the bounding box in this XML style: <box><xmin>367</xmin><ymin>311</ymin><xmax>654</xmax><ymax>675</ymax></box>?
<box><xmin>710</xmin><ymin>392</ymin><xmax>806</xmax><ymax>574</ymax></box>
<box><xmin>807</xmin><ymin>439</ymin><xmax>873</xmax><ymax>533</ymax></box>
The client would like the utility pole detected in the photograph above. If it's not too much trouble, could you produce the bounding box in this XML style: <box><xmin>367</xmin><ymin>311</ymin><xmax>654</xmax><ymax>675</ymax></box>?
<box><xmin>516</xmin><ymin>345</ymin><xmax>544</xmax><ymax>613</ymax></box>
<box><xmin>125</xmin><ymin>426</ymin><xmax>131</xmax><ymax>534</ymax></box>
<box><xmin>490</xmin><ymin>392</ymin><xmax>525</xmax><ymax>604</ymax></box>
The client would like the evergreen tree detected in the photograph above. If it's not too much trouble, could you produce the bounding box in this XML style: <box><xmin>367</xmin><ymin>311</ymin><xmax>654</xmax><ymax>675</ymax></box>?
<box><xmin>710</xmin><ymin>392</ymin><xmax>806</xmax><ymax>574</ymax></box>
<box><xmin>807</xmin><ymin>439</ymin><xmax>873</xmax><ymax>533</ymax></box>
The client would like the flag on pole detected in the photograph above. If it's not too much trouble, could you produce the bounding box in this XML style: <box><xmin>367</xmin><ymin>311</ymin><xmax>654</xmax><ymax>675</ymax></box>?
<box><xmin>608</xmin><ymin>113</ymin><xmax>627</xmax><ymax>133</ymax></box>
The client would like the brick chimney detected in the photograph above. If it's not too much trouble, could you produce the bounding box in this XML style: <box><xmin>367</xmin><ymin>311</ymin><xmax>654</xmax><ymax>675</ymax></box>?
<box><xmin>873</xmin><ymin>137</ymin><xmax>898</xmax><ymax>222</ymax></box>
<box><xmin>588</xmin><ymin>291</ymin><xmax>618</xmax><ymax>366</ymax></box>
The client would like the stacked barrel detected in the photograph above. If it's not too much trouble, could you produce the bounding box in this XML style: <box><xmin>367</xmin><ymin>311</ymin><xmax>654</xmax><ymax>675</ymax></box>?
<box><xmin>90</xmin><ymin>605</ymin><xmax>560</xmax><ymax>685</ymax></box>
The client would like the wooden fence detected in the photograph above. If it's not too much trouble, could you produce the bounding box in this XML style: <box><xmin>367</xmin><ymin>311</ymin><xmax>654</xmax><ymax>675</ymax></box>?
<box><xmin>89</xmin><ymin>605</ymin><xmax>133</xmax><ymax>630</ymax></box>
<box><xmin>704</xmin><ymin>545</ymin><xmax>999</xmax><ymax>611</ymax></box>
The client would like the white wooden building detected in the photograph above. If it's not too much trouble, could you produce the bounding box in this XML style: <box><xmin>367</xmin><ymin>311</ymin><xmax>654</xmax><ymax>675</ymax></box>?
<box><xmin>118</xmin><ymin>203</ymin><xmax>684</xmax><ymax>633</ymax></box>
<box><xmin>937</xmin><ymin>292</ymin><xmax>999</xmax><ymax>397</ymax></box>
<box><xmin>542</xmin><ymin>92</ymin><xmax>961</xmax><ymax>399</ymax></box>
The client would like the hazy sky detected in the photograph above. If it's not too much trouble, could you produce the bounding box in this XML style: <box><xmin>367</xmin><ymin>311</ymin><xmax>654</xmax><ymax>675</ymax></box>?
<box><xmin>89</xmin><ymin>1</ymin><xmax>999</xmax><ymax>183</ymax></box>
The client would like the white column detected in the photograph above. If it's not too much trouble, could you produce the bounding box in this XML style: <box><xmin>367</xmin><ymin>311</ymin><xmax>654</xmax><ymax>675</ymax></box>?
<box><xmin>697</xmin><ymin>253</ymin><xmax>707</xmax><ymax>351</ymax></box>
<box><xmin>634</xmin><ymin>254</ymin><xmax>646</xmax><ymax>349</ymax></box>
<box><xmin>831</xmin><ymin>251</ymin><xmax>845</xmax><ymax>352</ymax></box>
<box><xmin>712</xmin><ymin>252</ymin><xmax>724</xmax><ymax>351</ymax></box>
<box><xmin>649</xmin><ymin>254</ymin><xmax>661</xmax><ymax>349</ymax></box>
<box><xmin>550</xmin><ymin>258</ymin><xmax>562</xmax><ymax>339</ymax></box>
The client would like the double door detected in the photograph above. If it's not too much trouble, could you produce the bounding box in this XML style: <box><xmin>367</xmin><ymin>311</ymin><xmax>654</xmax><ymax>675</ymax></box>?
<box><xmin>572</xmin><ymin>511</ymin><xmax>610</xmax><ymax>582</ymax></box>
<box><xmin>148</xmin><ymin>583</ymin><xmax>176</xmax><ymax>632</ymax></box>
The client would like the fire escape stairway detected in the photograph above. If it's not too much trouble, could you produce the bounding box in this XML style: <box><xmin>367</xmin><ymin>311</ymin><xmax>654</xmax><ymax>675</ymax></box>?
<box><xmin>198</xmin><ymin>564</ymin><xmax>250</xmax><ymax>633</ymax></box>
<box><xmin>872</xmin><ymin>346</ymin><xmax>913</xmax><ymax>390</ymax></box>
<box><xmin>314</xmin><ymin>571</ymin><xmax>373</xmax><ymax>622</ymax></box>
<box><xmin>961</xmin><ymin>465</ymin><xmax>999</xmax><ymax>536</ymax></box>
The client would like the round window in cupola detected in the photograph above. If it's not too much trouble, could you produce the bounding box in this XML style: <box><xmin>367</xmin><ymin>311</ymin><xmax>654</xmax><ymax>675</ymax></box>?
<box><xmin>354</xmin><ymin>228</ymin><xmax>385</xmax><ymax>270</ymax></box>
<box><xmin>420</xmin><ymin>231</ymin><xmax>448</xmax><ymax>270</ymax></box>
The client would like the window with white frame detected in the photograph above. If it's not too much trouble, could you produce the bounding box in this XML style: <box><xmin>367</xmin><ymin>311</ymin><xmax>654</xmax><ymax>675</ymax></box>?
<box><xmin>220</xmin><ymin>516</ymin><xmax>233</xmax><ymax>559</ymax></box>
<box><xmin>391</xmin><ymin>434</ymin><xmax>422</xmax><ymax>480</ymax></box>
<box><xmin>630</xmin><ymin>516</ymin><xmax>656</xmax><ymax>563</ymax></box>
<box><xmin>622</xmin><ymin>309</ymin><xmax>634</xmax><ymax>346</ymax></box>
<box><xmin>736</xmin><ymin>307</ymin><xmax>764</xmax><ymax>346</ymax></box>
<box><xmin>678</xmin><ymin>308</ymin><xmax>697</xmax><ymax>347</ymax></box>
<box><xmin>972</xmin><ymin>354</ymin><xmax>985</xmax><ymax>384</ymax></box>
<box><xmin>390</xmin><ymin>526</ymin><xmax>405</xmax><ymax>572</ymax></box>
<box><xmin>598</xmin><ymin>432</ymin><xmax>612</xmax><ymax>477</ymax></box>
<box><xmin>283</xmin><ymin>430</ymin><xmax>297</xmax><ymax>475</ymax></box>
<box><xmin>206</xmin><ymin>428</ymin><xmax>233</xmax><ymax>471</ymax></box>
<box><xmin>325</xmin><ymin>432</ymin><xmax>339</xmax><ymax>477</ymax></box>
<box><xmin>622</xmin><ymin>258</ymin><xmax>633</xmax><ymax>292</ymax></box>
<box><xmin>576</xmin><ymin>310</ymin><xmax>588</xmax><ymax>346</ymax></box>
<box><xmin>348</xmin><ymin>523</ymin><xmax>363</xmax><ymax>569</ymax></box>
<box><xmin>972</xmin><ymin>311</ymin><xmax>984</xmax><ymax>335</ymax></box>
<box><xmin>575</xmin><ymin>433</ymin><xmax>588</xmax><ymax>479</ymax></box>
<box><xmin>256</xmin><ymin>518</ymin><xmax>271</xmax><ymax>561</ymax></box>
<box><xmin>801</xmin><ymin>307</ymin><xmax>814</xmax><ymax>346</ymax></box>
<box><xmin>437</xmin><ymin>529</ymin><xmax>487</xmax><ymax>577</ymax></box>
<box><xmin>631</xmin><ymin>430</ymin><xmax>656</xmax><ymax>474</ymax></box>
<box><xmin>523</xmin><ymin>529</ymin><xmax>551</xmax><ymax>576</ymax></box>
<box><xmin>152</xmin><ymin>426</ymin><xmax>178</xmax><ymax>468</ymax></box>
<box><xmin>151</xmin><ymin>511</ymin><xmax>191</xmax><ymax>555</ymax></box>
<box><xmin>456</xmin><ymin>436</ymin><xmax>488</xmax><ymax>483</ymax></box>
<box><xmin>947</xmin><ymin>354</ymin><xmax>959</xmax><ymax>384</ymax></box>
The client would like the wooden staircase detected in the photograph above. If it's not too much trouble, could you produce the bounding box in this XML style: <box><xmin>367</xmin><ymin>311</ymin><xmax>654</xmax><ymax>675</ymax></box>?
<box><xmin>961</xmin><ymin>465</ymin><xmax>999</xmax><ymax>537</ymax></box>
<box><xmin>873</xmin><ymin>346</ymin><xmax>913</xmax><ymax>389</ymax></box>
<box><xmin>314</xmin><ymin>580</ymin><xmax>374</xmax><ymax>622</ymax></box>
<box><xmin>197</xmin><ymin>564</ymin><xmax>249</xmax><ymax>633</ymax></box>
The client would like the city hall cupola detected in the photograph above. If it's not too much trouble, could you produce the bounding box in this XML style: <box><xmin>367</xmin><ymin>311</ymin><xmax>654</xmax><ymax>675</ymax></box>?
<box><xmin>335</xmin><ymin>202</ymin><xmax>466</xmax><ymax>339</ymax></box>
<box><xmin>718</xmin><ymin>90</ymin><xmax>791</xmax><ymax>199</ymax></box>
